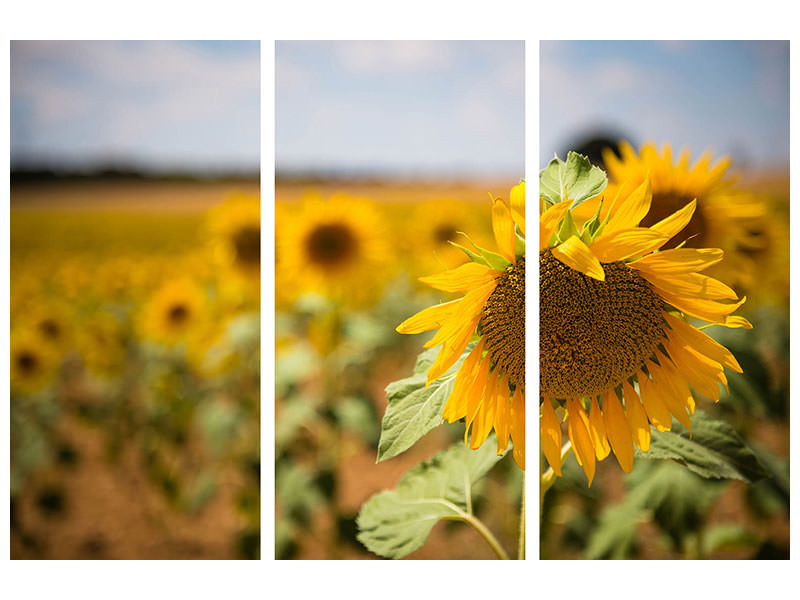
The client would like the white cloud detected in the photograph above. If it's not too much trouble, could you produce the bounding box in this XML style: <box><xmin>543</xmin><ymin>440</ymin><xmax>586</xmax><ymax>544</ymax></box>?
<box><xmin>11</xmin><ymin>41</ymin><xmax>259</xmax><ymax>168</ymax></box>
<box><xmin>335</xmin><ymin>41</ymin><xmax>453</xmax><ymax>75</ymax></box>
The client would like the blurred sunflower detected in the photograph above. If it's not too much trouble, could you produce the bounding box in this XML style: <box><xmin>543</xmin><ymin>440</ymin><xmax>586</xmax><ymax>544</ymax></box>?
<box><xmin>397</xmin><ymin>182</ymin><xmax>526</xmax><ymax>469</ymax></box>
<box><xmin>76</xmin><ymin>310</ymin><xmax>127</xmax><ymax>377</ymax></box>
<box><xmin>207</xmin><ymin>192</ymin><xmax>261</xmax><ymax>277</ymax></box>
<box><xmin>402</xmin><ymin>198</ymin><xmax>492</xmax><ymax>276</ymax></box>
<box><xmin>11</xmin><ymin>329</ymin><xmax>59</xmax><ymax>393</ymax></box>
<box><xmin>23</xmin><ymin>301</ymin><xmax>74</xmax><ymax>355</ymax></box>
<box><xmin>596</xmin><ymin>142</ymin><xmax>766</xmax><ymax>286</ymax></box>
<box><xmin>539</xmin><ymin>177</ymin><xmax>750</xmax><ymax>485</ymax></box>
<box><xmin>277</xmin><ymin>193</ymin><xmax>392</xmax><ymax>306</ymax></box>
<box><xmin>138</xmin><ymin>278</ymin><xmax>207</xmax><ymax>347</ymax></box>
<box><xmin>731</xmin><ymin>203</ymin><xmax>790</xmax><ymax>306</ymax></box>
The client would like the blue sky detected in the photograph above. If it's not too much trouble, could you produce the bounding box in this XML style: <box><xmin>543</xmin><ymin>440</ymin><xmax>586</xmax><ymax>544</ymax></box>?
<box><xmin>276</xmin><ymin>41</ymin><xmax>524</xmax><ymax>179</ymax></box>
<box><xmin>540</xmin><ymin>41</ymin><xmax>789</xmax><ymax>170</ymax></box>
<box><xmin>11</xmin><ymin>41</ymin><xmax>260</xmax><ymax>174</ymax></box>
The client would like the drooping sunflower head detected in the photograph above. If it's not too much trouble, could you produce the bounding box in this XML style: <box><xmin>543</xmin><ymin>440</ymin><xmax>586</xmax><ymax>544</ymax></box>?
<box><xmin>277</xmin><ymin>193</ymin><xmax>392</xmax><ymax>306</ymax></box>
<box><xmin>207</xmin><ymin>192</ymin><xmax>261</xmax><ymax>275</ymax></box>
<box><xmin>539</xmin><ymin>152</ymin><xmax>751</xmax><ymax>486</ymax></box>
<box><xmin>396</xmin><ymin>181</ymin><xmax>526</xmax><ymax>469</ymax></box>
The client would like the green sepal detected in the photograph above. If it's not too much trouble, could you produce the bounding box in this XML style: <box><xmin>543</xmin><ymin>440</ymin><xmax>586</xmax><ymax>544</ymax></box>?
<box><xmin>514</xmin><ymin>231</ymin><xmax>526</xmax><ymax>257</ymax></box>
<box><xmin>448</xmin><ymin>240</ymin><xmax>489</xmax><ymax>266</ymax></box>
<box><xmin>556</xmin><ymin>209</ymin><xmax>580</xmax><ymax>244</ymax></box>
<box><xmin>580</xmin><ymin>194</ymin><xmax>606</xmax><ymax>244</ymax></box>
<box><xmin>458</xmin><ymin>232</ymin><xmax>511</xmax><ymax>271</ymax></box>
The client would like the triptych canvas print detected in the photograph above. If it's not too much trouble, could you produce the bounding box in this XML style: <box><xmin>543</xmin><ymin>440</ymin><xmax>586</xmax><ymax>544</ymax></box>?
<box><xmin>8</xmin><ymin>40</ymin><xmax>789</xmax><ymax>561</ymax></box>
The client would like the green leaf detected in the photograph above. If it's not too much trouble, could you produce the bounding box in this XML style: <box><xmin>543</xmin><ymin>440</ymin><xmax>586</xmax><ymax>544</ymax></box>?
<box><xmin>703</xmin><ymin>524</ymin><xmax>759</xmax><ymax>555</ymax></box>
<box><xmin>539</xmin><ymin>151</ymin><xmax>607</xmax><ymax>208</ymax></box>
<box><xmin>357</xmin><ymin>437</ymin><xmax>506</xmax><ymax>558</ymax></box>
<box><xmin>584</xmin><ymin>503</ymin><xmax>646</xmax><ymax>560</ymax></box>
<box><xmin>626</xmin><ymin>459</ymin><xmax>722</xmax><ymax>552</ymax></box>
<box><xmin>634</xmin><ymin>411</ymin><xmax>769</xmax><ymax>483</ymax></box>
<box><xmin>377</xmin><ymin>343</ymin><xmax>474</xmax><ymax>462</ymax></box>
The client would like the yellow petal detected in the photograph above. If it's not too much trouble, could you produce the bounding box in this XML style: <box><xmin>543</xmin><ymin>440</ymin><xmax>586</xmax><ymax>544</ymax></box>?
<box><xmin>651</xmin><ymin>355</ymin><xmax>693</xmax><ymax>433</ymax></box>
<box><xmin>590</xmin><ymin>227</ymin><xmax>670</xmax><ymax>262</ymax></box>
<box><xmin>588</xmin><ymin>396</ymin><xmax>611</xmax><ymax>460</ymax></box>
<box><xmin>567</xmin><ymin>398</ymin><xmax>596</xmax><ymax>486</ymax></box>
<box><xmin>494</xmin><ymin>377</ymin><xmax>511</xmax><ymax>454</ymax></box>
<box><xmin>463</xmin><ymin>355</ymin><xmax>491</xmax><ymax>429</ymax></box>
<box><xmin>442</xmin><ymin>339</ymin><xmax>485</xmax><ymax>422</ymax></box>
<box><xmin>637</xmin><ymin>369</ymin><xmax>672</xmax><ymax>431</ymax></box>
<box><xmin>717</xmin><ymin>315</ymin><xmax>753</xmax><ymax>329</ymax></box>
<box><xmin>424</xmin><ymin>279</ymin><xmax>496</xmax><ymax>349</ymax></box>
<box><xmin>665</xmin><ymin>335</ymin><xmax>726</xmax><ymax>401</ymax></box>
<box><xmin>511</xmin><ymin>387</ymin><xmax>525</xmax><ymax>469</ymax></box>
<box><xmin>425</xmin><ymin>314</ymin><xmax>480</xmax><ymax>384</ymax></box>
<box><xmin>552</xmin><ymin>235</ymin><xmax>605</xmax><ymax>281</ymax></box>
<box><xmin>541</xmin><ymin>399</ymin><xmax>562</xmax><ymax>476</ymax></box>
<box><xmin>623</xmin><ymin>381</ymin><xmax>650</xmax><ymax>452</ymax></box>
<box><xmin>639</xmin><ymin>270</ymin><xmax>739</xmax><ymax>301</ymax></box>
<box><xmin>469</xmin><ymin>370</ymin><xmax>498</xmax><ymax>450</ymax></box>
<box><xmin>396</xmin><ymin>299</ymin><xmax>461</xmax><ymax>334</ymax></box>
<box><xmin>539</xmin><ymin>198</ymin><xmax>571</xmax><ymax>250</ymax></box>
<box><xmin>603</xmin><ymin>391</ymin><xmax>634</xmax><ymax>473</ymax></box>
<box><xmin>492</xmin><ymin>198</ymin><xmax>517</xmax><ymax>263</ymax></box>
<box><xmin>655</xmin><ymin>287</ymin><xmax>747</xmax><ymax>324</ymax></box>
<box><xmin>630</xmin><ymin>248</ymin><xmax>724</xmax><ymax>274</ymax></box>
<box><xmin>605</xmin><ymin>177</ymin><xmax>652</xmax><ymax>232</ymax></box>
<box><xmin>649</xmin><ymin>199</ymin><xmax>697</xmax><ymax>241</ymax></box>
<box><xmin>510</xmin><ymin>181</ymin><xmax>526</xmax><ymax>236</ymax></box>
<box><xmin>665</xmin><ymin>313</ymin><xmax>741</xmax><ymax>372</ymax></box>
<box><xmin>510</xmin><ymin>181</ymin><xmax>525</xmax><ymax>213</ymax></box>
<box><xmin>419</xmin><ymin>262</ymin><xmax>496</xmax><ymax>292</ymax></box>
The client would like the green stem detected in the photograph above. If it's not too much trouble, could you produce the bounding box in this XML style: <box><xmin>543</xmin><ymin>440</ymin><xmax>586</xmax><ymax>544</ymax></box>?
<box><xmin>442</xmin><ymin>511</ymin><xmax>509</xmax><ymax>560</ymax></box>
<box><xmin>517</xmin><ymin>471</ymin><xmax>525</xmax><ymax>560</ymax></box>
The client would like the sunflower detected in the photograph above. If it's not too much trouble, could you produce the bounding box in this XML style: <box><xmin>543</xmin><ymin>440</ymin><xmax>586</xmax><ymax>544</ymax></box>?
<box><xmin>76</xmin><ymin>310</ymin><xmax>127</xmax><ymax>377</ymax></box>
<box><xmin>539</xmin><ymin>176</ymin><xmax>750</xmax><ymax>486</ymax></box>
<box><xmin>11</xmin><ymin>329</ymin><xmax>59</xmax><ymax>393</ymax></box>
<box><xmin>396</xmin><ymin>182</ymin><xmax>526</xmax><ymax>469</ymax></box>
<box><xmin>277</xmin><ymin>193</ymin><xmax>392</xmax><ymax>306</ymax></box>
<box><xmin>595</xmin><ymin>141</ymin><xmax>766</xmax><ymax>287</ymax></box>
<box><xmin>138</xmin><ymin>278</ymin><xmax>207</xmax><ymax>347</ymax></box>
<box><xmin>207</xmin><ymin>192</ymin><xmax>261</xmax><ymax>277</ymax></box>
<box><xmin>17</xmin><ymin>300</ymin><xmax>75</xmax><ymax>356</ymax></box>
<box><xmin>401</xmin><ymin>198</ymin><xmax>493</xmax><ymax>276</ymax></box>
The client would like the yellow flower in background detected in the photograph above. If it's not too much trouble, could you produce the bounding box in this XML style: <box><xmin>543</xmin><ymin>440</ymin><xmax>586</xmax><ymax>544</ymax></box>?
<box><xmin>397</xmin><ymin>182</ymin><xmax>526</xmax><ymax>469</ymax></box>
<box><xmin>207</xmin><ymin>192</ymin><xmax>261</xmax><ymax>276</ymax></box>
<box><xmin>138</xmin><ymin>278</ymin><xmax>207</xmax><ymax>347</ymax></box>
<box><xmin>597</xmin><ymin>141</ymin><xmax>766</xmax><ymax>286</ymax></box>
<box><xmin>23</xmin><ymin>301</ymin><xmax>74</xmax><ymax>355</ymax></box>
<box><xmin>77</xmin><ymin>310</ymin><xmax>127</xmax><ymax>377</ymax></box>
<box><xmin>11</xmin><ymin>329</ymin><xmax>59</xmax><ymax>393</ymax></box>
<box><xmin>401</xmin><ymin>198</ymin><xmax>492</xmax><ymax>276</ymax></box>
<box><xmin>277</xmin><ymin>193</ymin><xmax>392</xmax><ymax>306</ymax></box>
<box><xmin>539</xmin><ymin>177</ymin><xmax>750</xmax><ymax>485</ymax></box>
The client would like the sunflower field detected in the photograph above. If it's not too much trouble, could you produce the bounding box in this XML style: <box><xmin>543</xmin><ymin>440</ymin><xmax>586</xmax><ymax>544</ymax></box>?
<box><xmin>275</xmin><ymin>180</ymin><xmax>525</xmax><ymax>559</ymax></box>
<box><xmin>539</xmin><ymin>146</ymin><xmax>789</xmax><ymax>560</ymax></box>
<box><xmin>10</xmin><ymin>181</ymin><xmax>260</xmax><ymax>559</ymax></box>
